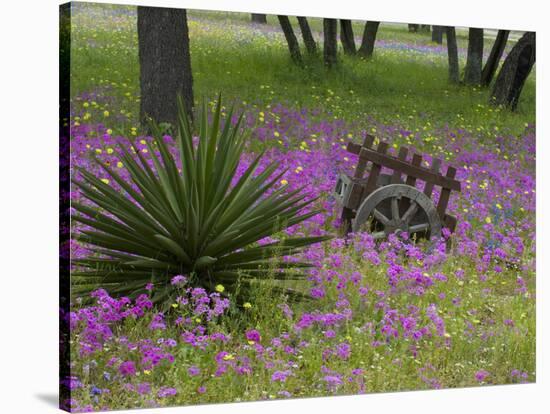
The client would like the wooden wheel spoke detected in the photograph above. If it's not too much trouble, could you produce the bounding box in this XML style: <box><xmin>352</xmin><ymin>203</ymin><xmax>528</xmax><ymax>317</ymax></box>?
<box><xmin>391</xmin><ymin>197</ymin><xmax>400</xmax><ymax>221</ymax></box>
<box><xmin>401</xmin><ymin>201</ymin><xmax>418</xmax><ymax>224</ymax></box>
<box><xmin>373</xmin><ymin>208</ymin><xmax>390</xmax><ymax>225</ymax></box>
<box><xmin>409</xmin><ymin>223</ymin><xmax>430</xmax><ymax>233</ymax></box>
<box><xmin>352</xmin><ymin>184</ymin><xmax>443</xmax><ymax>241</ymax></box>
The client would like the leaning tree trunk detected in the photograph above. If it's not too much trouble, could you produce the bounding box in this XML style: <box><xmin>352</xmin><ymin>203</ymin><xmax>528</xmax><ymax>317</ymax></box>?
<box><xmin>481</xmin><ymin>30</ymin><xmax>510</xmax><ymax>87</ymax></box>
<box><xmin>251</xmin><ymin>13</ymin><xmax>267</xmax><ymax>24</ymax></box>
<box><xmin>323</xmin><ymin>18</ymin><xmax>338</xmax><ymax>68</ymax></box>
<box><xmin>464</xmin><ymin>28</ymin><xmax>484</xmax><ymax>85</ymax></box>
<box><xmin>432</xmin><ymin>26</ymin><xmax>443</xmax><ymax>44</ymax></box>
<box><xmin>490</xmin><ymin>32</ymin><xmax>535</xmax><ymax>110</ymax></box>
<box><xmin>278</xmin><ymin>15</ymin><xmax>303</xmax><ymax>65</ymax></box>
<box><xmin>358</xmin><ymin>21</ymin><xmax>380</xmax><ymax>58</ymax></box>
<box><xmin>297</xmin><ymin>16</ymin><xmax>317</xmax><ymax>55</ymax></box>
<box><xmin>340</xmin><ymin>19</ymin><xmax>356</xmax><ymax>55</ymax></box>
<box><xmin>446</xmin><ymin>26</ymin><xmax>459</xmax><ymax>84</ymax></box>
<box><xmin>137</xmin><ymin>6</ymin><xmax>193</xmax><ymax>126</ymax></box>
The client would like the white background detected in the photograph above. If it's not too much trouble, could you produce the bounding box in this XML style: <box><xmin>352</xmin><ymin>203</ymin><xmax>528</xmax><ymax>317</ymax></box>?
<box><xmin>0</xmin><ymin>0</ymin><xmax>547</xmax><ymax>412</ymax></box>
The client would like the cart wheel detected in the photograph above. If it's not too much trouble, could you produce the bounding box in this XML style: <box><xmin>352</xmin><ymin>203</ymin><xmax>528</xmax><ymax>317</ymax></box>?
<box><xmin>352</xmin><ymin>184</ymin><xmax>442</xmax><ymax>241</ymax></box>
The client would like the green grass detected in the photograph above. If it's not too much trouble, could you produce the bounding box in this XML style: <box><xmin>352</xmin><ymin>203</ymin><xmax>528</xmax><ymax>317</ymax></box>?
<box><xmin>70</xmin><ymin>4</ymin><xmax>535</xmax><ymax>141</ymax></box>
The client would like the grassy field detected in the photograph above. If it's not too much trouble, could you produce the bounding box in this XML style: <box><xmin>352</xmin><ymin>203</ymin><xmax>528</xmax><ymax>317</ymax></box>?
<box><xmin>64</xmin><ymin>3</ymin><xmax>535</xmax><ymax>412</ymax></box>
<box><xmin>70</xmin><ymin>4</ymin><xmax>534</xmax><ymax>141</ymax></box>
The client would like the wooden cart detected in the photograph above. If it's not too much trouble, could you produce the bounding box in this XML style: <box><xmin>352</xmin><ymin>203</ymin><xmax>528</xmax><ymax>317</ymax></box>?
<box><xmin>334</xmin><ymin>134</ymin><xmax>461</xmax><ymax>240</ymax></box>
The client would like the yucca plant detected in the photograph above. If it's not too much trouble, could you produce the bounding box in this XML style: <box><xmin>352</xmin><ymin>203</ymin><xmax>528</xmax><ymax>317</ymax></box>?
<box><xmin>71</xmin><ymin>96</ymin><xmax>331</xmax><ymax>306</ymax></box>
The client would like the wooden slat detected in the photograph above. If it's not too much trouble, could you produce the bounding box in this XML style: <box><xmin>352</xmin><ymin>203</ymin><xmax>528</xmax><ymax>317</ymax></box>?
<box><xmin>444</xmin><ymin>214</ymin><xmax>457</xmax><ymax>233</ymax></box>
<box><xmin>424</xmin><ymin>158</ymin><xmax>441</xmax><ymax>197</ymax></box>
<box><xmin>405</xmin><ymin>153</ymin><xmax>423</xmax><ymax>186</ymax></box>
<box><xmin>347</xmin><ymin>181</ymin><xmax>364</xmax><ymax>210</ymax></box>
<box><xmin>363</xmin><ymin>142</ymin><xmax>389</xmax><ymax>195</ymax></box>
<box><xmin>399</xmin><ymin>150</ymin><xmax>418</xmax><ymax>214</ymax></box>
<box><xmin>437</xmin><ymin>166</ymin><xmax>457</xmax><ymax>218</ymax></box>
<box><xmin>391</xmin><ymin>146</ymin><xmax>409</xmax><ymax>183</ymax></box>
<box><xmin>344</xmin><ymin>135</ymin><xmax>375</xmax><ymax>211</ymax></box>
<box><xmin>348</xmin><ymin>143</ymin><xmax>461</xmax><ymax>191</ymax></box>
<box><xmin>340</xmin><ymin>207</ymin><xmax>354</xmax><ymax>235</ymax></box>
<box><xmin>353</xmin><ymin>134</ymin><xmax>374</xmax><ymax>179</ymax></box>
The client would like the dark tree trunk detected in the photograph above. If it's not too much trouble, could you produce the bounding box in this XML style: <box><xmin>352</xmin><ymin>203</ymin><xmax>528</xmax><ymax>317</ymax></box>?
<box><xmin>464</xmin><ymin>28</ymin><xmax>484</xmax><ymax>85</ymax></box>
<box><xmin>481</xmin><ymin>30</ymin><xmax>510</xmax><ymax>87</ymax></box>
<box><xmin>432</xmin><ymin>25</ymin><xmax>443</xmax><ymax>44</ymax></box>
<box><xmin>297</xmin><ymin>16</ymin><xmax>317</xmax><ymax>55</ymax></box>
<box><xmin>137</xmin><ymin>6</ymin><xmax>193</xmax><ymax>125</ymax></box>
<box><xmin>490</xmin><ymin>32</ymin><xmax>535</xmax><ymax>110</ymax></box>
<box><xmin>408</xmin><ymin>24</ymin><xmax>419</xmax><ymax>33</ymax></box>
<box><xmin>251</xmin><ymin>13</ymin><xmax>267</xmax><ymax>24</ymax></box>
<box><xmin>446</xmin><ymin>26</ymin><xmax>459</xmax><ymax>84</ymax></box>
<box><xmin>323</xmin><ymin>18</ymin><xmax>338</xmax><ymax>68</ymax></box>
<box><xmin>358</xmin><ymin>21</ymin><xmax>380</xmax><ymax>58</ymax></box>
<box><xmin>278</xmin><ymin>15</ymin><xmax>303</xmax><ymax>65</ymax></box>
<box><xmin>340</xmin><ymin>19</ymin><xmax>356</xmax><ymax>55</ymax></box>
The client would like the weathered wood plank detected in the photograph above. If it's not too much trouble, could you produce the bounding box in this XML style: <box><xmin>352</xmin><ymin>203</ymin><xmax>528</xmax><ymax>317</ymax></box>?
<box><xmin>437</xmin><ymin>166</ymin><xmax>457</xmax><ymax>218</ymax></box>
<box><xmin>353</xmin><ymin>134</ymin><xmax>374</xmax><ymax>179</ymax></box>
<box><xmin>391</xmin><ymin>146</ymin><xmax>409</xmax><ymax>183</ymax></box>
<box><xmin>444</xmin><ymin>214</ymin><xmax>457</xmax><ymax>233</ymax></box>
<box><xmin>405</xmin><ymin>153</ymin><xmax>423</xmax><ymax>186</ymax></box>
<box><xmin>348</xmin><ymin>142</ymin><xmax>461</xmax><ymax>191</ymax></box>
<box><xmin>363</xmin><ymin>142</ymin><xmax>389</xmax><ymax>195</ymax></box>
<box><xmin>424</xmin><ymin>158</ymin><xmax>441</xmax><ymax>197</ymax></box>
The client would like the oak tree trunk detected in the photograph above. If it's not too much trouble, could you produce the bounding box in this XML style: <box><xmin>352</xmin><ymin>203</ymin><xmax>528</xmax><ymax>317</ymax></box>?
<box><xmin>446</xmin><ymin>26</ymin><xmax>459</xmax><ymax>84</ymax></box>
<box><xmin>464</xmin><ymin>28</ymin><xmax>484</xmax><ymax>85</ymax></box>
<box><xmin>432</xmin><ymin>25</ymin><xmax>443</xmax><ymax>44</ymax></box>
<box><xmin>340</xmin><ymin>19</ymin><xmax>356</xmax><ymax>55</ymax></box>
<box><xmin>297</xmin><ymin>16</ymin><xmax>317</xmax><ymax>55</ymax></box>
<box><xmin>278</xmin><ymin>15</ymin><xmax>303</xmax><ymax>65</ymax></box>
<box><xmin>137</xmin><ymin>6</ymin><xmax>193</xmax><ymax>126</ymax></box>
<box><xmin>323</xmin><ymin>18</ymin><xmax>338</xmax><ymax>68</ymax></box>
<box><xmin>490</xmin><ymin>32</ymin><xmax>535</xmax><ymax>110</ymax></box>
<box><xmin>358</xmin><ymin>21</ymin><xmax>380</xmax><ymax>58</ymax></box>
<box><xmin>481</xmin><ymin>30</ymin><xmax>509</xmax><ymax>87</ymax></box>
<box><xmin>251</xmin><ymin>14</ymin><xmax>267</xmax><ymax>24</ymax></box>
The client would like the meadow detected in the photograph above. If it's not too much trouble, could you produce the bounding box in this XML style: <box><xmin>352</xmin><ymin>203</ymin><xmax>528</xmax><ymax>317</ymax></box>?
<box><xmin>64</xmin><ymin>3</ymin><xmax>535</xmax><ymax>412</ymax></box>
